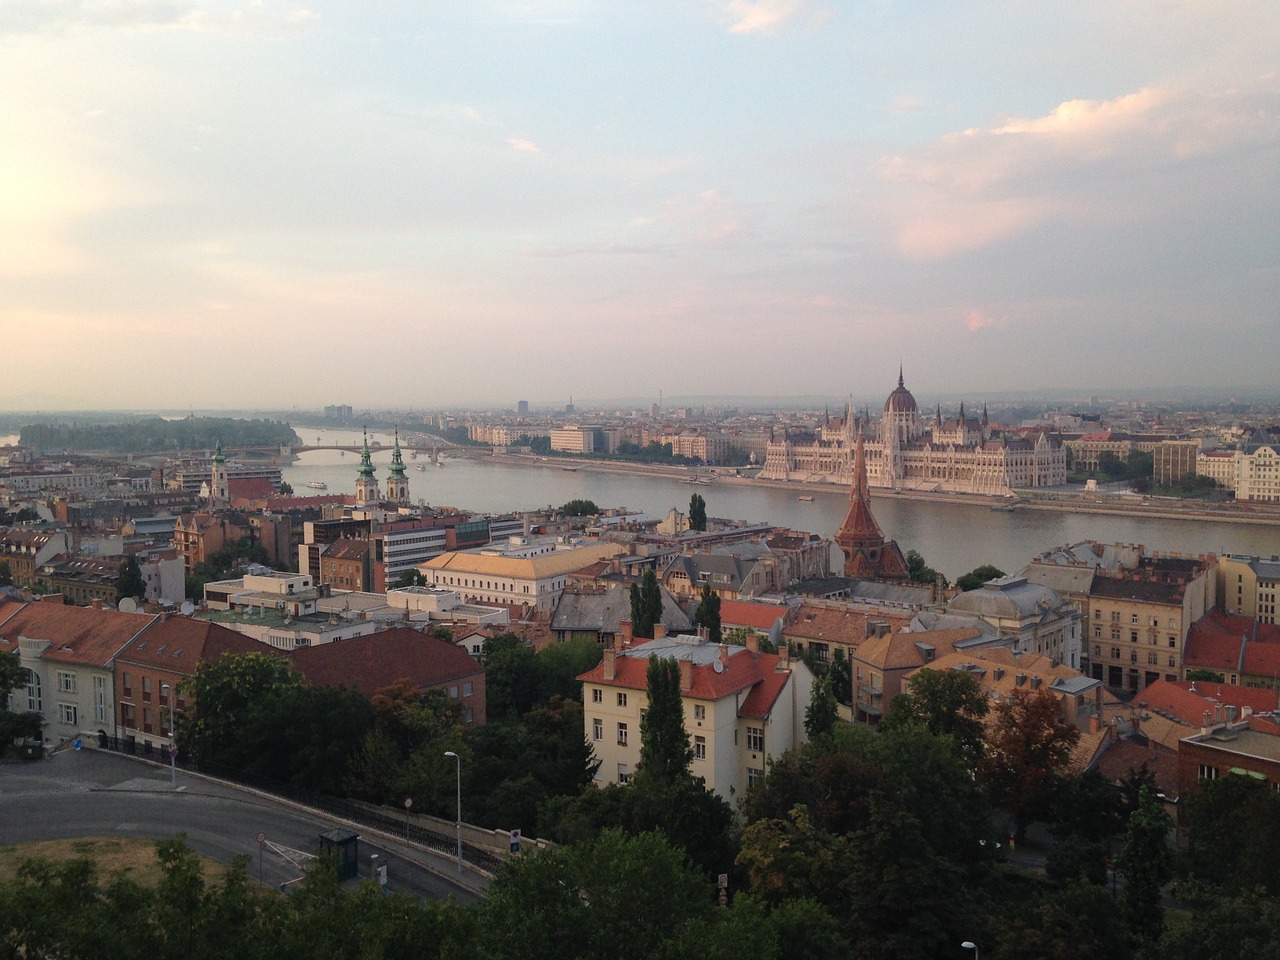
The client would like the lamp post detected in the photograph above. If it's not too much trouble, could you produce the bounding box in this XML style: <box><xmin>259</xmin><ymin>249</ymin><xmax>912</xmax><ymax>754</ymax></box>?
<box><xmin>961</xmin><ymin>941</ymin><xmax>979</xmax><ymax>960</ymax></box>
<box><xmin>161</xmin><ymin>683</ymin><xmax>176</xmax><ymax>787</ymax></box>
<box><xmin>444</xmin><ymin>751</ymin><xmax>462</xmax><ymax>874</ymax></box>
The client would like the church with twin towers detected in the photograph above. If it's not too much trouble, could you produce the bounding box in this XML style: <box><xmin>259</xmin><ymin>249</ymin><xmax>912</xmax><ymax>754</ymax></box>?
<box><xmin>760</xmin><ymin>368</ymin><xmax>1067</xmax><ymax>495</ymax></box>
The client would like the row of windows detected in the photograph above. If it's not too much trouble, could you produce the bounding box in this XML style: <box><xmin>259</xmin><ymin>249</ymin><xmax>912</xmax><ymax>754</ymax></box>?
<box><xmin>1096</xmin><ymin>610</ymin><xmax>1178</xmax><ymax>629</ymax></box>
<box><xmin>591</xmin><ymin>718</ymin><xmax>763</xmax><ymax>757</ymax></box>
<box><xmin>1093</xmin><ymin>645</ymin><xmax>1177</xmax><ymax>668</ymax></box>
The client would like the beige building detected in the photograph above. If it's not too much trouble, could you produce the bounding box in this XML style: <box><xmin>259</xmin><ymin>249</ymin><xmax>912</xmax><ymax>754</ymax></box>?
<box><xmin>419</xmin><ymin>540</ymin><xmax>627</xmax><ymax>613</ymax></box>
<box><xmin>1218</xmin><ymin>554</ymin><xmax>1280</xmax><ymax>624</ymax></box>
<box><xmin>1153</xmin><ymin>439</ymin><xmax>1203</xmax><ymax>487</ymax></box>
<box><xmin>550</xmin><ymin>427</ymin><xmax>597</xmax><ymax>454</ymax></box>
<box><xmin>761</xmin><ymin>371</ymin><xmax>1066</xmax><ymax>494</ymax></box>
<box><xmin>577</xmin><ymin>632</ymin><xmax>814</xmax><ymax>801</ymax></box>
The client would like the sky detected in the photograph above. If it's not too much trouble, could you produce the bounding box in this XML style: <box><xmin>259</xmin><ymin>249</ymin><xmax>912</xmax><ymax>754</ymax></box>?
<box><xmin>2</xmin><ymin>0</ymin><xmax>1278</xmax><ymax>411</ymax></box>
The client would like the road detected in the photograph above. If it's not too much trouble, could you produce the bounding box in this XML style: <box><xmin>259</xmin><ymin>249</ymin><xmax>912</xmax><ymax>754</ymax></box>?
<box><xmin>0</xmin><ymin>748</ymin><xmax>482</xmax><ymax>903</ymax></box>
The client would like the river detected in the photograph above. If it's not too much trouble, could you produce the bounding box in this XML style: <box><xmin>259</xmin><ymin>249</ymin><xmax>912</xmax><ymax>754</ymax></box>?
<box><xmin>282</xmin><ymin>430</ymin><xmax>1279</xmax><ymax>581</ymax></box>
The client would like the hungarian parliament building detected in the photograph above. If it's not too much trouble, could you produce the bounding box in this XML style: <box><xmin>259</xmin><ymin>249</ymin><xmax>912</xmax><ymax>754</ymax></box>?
<box><xmin>760</xmin><ymin>371</ymin><xmax>1067</xmax><ymax>495</ymax></box>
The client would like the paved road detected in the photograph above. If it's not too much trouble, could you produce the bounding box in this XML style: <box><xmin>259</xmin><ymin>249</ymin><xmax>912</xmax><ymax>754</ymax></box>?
<box><xmin>0</xmin><ymin>749</ymin><xmax>482</xmax><ymax>903</ymax></box>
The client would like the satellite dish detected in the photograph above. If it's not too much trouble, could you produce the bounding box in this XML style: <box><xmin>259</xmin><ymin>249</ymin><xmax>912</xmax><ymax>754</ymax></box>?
<box><xmin>118</xmin><ymin>598</ymin><xmax>138</xmax><ymax>613</ymax></box>
<box><xmin>180</xmin><ymin>601</ymin><xmax>195</xmax><ymax>617</ymax></box>
<box><xmin>712</xmin><ymin>659</ymin><xmax>724</xmax><ymax>673</ymax></box>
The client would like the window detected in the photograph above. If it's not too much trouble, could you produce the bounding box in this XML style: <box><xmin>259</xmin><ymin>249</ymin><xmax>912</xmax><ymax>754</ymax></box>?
<box><xmin>1092</xmin><ymin>645</ymin><xmax>1101</xmax><ymax>658</ymax></box>
<box><xmin>26</xmin><ymin>674</ymin><xmax>41</xmax><ymax>712</ymax></box>
<box><xmin>1147</xmin><ymin>652</ymin><xmax>1157</xmax><ymax>664</ymax></box>
<box><xmin>1130</xmin><ymin>631</ymin><xmax>1138</xmax><ymax>644</ymax></box>
<box><xmin>1168</xmin><ymin>656</ymin><xmax>1176</xmax><ymax>667</ymax></box>
<box><xmin>746</xmin><ymin>726</ymin><xmax>764</xmax><ymax>752</ymax></box>
<box><xmin>747</xmin><ymin>767</ymin><xmax>764</xmax><ymax>788</ymax></box>
<box><xmin>1198</xmin><ymin>764</ymin><xmax>1218</xmax><ymax>780</ymax></box>
<box><xmin>694</xmin><ymin>735</ymin><xmax>706</xmax><ymax>761</ymax></box>
<box><xmin>463</xmin><ymin>682</ymin><xmax>473</xmax><ymax>697</ymax></box>
<box><xmin>811</xmin><ymin>643</ymin><xmax>830</xmax><ymax>663</ymax></box>
<box><xmin>1094</xmin><ymin>609</ymin><xmax>1101</xmax><ymax>620</ymax></box>
<box><xmin>1131</xmin><ymin>614</ymin><xmax>1139</xmax><ymax>624</ymax></box>
<box><xmin>93</xmin><ymin>676</ymin><xmax>107</xmax><ymax>723</ymax></box>
<box><xmin>593</xmin><ymin>718</ymin><xmax>603</xmax><ymax>741</ymax></box>
<box><xmin>59</xmin><ymin>703</ymin><xmax>77</xmax><ymax>725</ymax></box>
<box><xmin>142</xmin><ymin>676</ymin><xmax>152</xmax><ymax>703</ymax></box>
<box><xmin>618</xmin><ymin>763</ymin><xmax>630</xmax><ymax>785</ymax></box>
<box><xmin>1111</xmin><ymin>647</ymin><xmax>1120</xmax><ymax>660</ymax></box>
<box><xmin>694</xmin><ymin>704</ymin><xmax>706</xmax><ymax>721</ymax></box>
<box><xmin>617</xmin><ymin>692</ymin><xmax>628</xmax><ymax>707</ymax></box>
<box><xmin>143</xmin><ymin>707</ymin><xmax>152</xmax><ymax>733</ymax></box>
<box><xmin>57</xmin><ymin>671</ymin><xmax>76</xmax><ymax>694</ymax></box>
<box><xmin>1130</xmin><ymin>651</ymin><xmax>1138</xmax><ymax>664</ymax></box>
<box><xmin>1094</xmin><ymin>627</ymin><xmax>1102</xmax><ymax>638</ymax></box>
<box><xmin>1169</xmin><ymin>638</ymin><xmax>1176</xmax><ymax>648</ymax></box>
<box><xmin>617</xmin><ymin>722</ymin><xmax>628</xmax><ymax>746</ymax></box>
<box><xmin>592</xmin><ymin>688</ymin><xmax>603</xmax><ymax>704</ymax></box>
<box><xmin>464</xmin><ymin>707</ymin><xmax>474</xmax><ymax>723</ymax></box>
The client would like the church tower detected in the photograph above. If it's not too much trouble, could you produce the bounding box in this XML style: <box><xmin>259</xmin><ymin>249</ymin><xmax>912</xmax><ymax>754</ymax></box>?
<box><xmin>355</xmin><ymin>429</ymin><xmax>381</xmax><ymax>506</ymax></box>
<box><xmin>385</xmin><ymin>428</ymin><xmax>410</xmax><ymax>505</ymax></box>
<box><xmin>209</xmin><ymin>438</ymin><xmax>229</xmax><ymax>505</ymax></box>
<box><xmin>835</xmin><ymin>433</ymin><xmax>909</xmax><ymax>580</ymax></box>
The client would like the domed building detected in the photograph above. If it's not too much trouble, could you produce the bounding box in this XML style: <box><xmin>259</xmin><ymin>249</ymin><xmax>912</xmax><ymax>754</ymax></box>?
<box><xmin>760</xmin><ymin>368</ymin><xmax>1066</xmax><ymax>495</ymax></box>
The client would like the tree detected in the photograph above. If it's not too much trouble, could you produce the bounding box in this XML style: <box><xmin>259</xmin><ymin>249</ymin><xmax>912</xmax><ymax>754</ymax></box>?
<box><xmin>0</xmin><ymin>560</ymin><xmax>12</xmax><ymax>586</ymax></box>
<box><xmin>482</xmin><ymin>632</ymin><xmax>538</xmax><ymax>719</ymax></box>
<box><xmin>978</xmin><ymin>688</ymin><xmax>1081</xmax><ymax>843</ymax></box>
<box><xmin>116</xmin><ymin>555</ymin><xmax>146</xmax><ymax>603</ymax></box>
<box><xmin>880</xmin><ymin>668</ymin><xmax>989</xmax><ymax>767</ymax></box>
<box><xmin>630</xmin><ymin>569</ymin><xmax>663</xmax><ymax>640</ymax></box>
<box><xmin>804</xmin><ymin>673</ymin><xmax>839</xmax><ymax>739</ymax></box>
<box><xmin>689</xmin><ymin>492</ymin><xmax>707</xmax><ymax>532</ymax></box>
<box><xmin>391</xmin><ymin>568</ymin><xmax>426</xmax><ymax>588</ymax></box>
<box><xmin>955</xmin><ymin>564</ymin><xmax>1005</xmax><ymax>592</ymax></box>
<box><xmin>0</xmin><ymin>651</ymin><xmax>42</xmax><ymax>747</ymax></box>
<box><xmin>561</xmin><ymin>499</ymin><xmax>599</xmax><ymax>517</ymax></box>
<box><xmin>1116</xmin><ymin>786</ymin><xmax>1173</xmax><ymax>944</ymax></box>
<box><xmin>179</xmin><ymin>652</ymin><xmax>299</xmax><ymax>764</ymax></box>
<box><xmin>693</xmin><ymin>583</ymin><xmax>721</xmax><ymax>643</ymax></box>
<box><xmin>1182</xmin><ymin>773</ymin><xmax>1280</xmax><ymax>895</ymax></box>
<box><xmin>278</xmin><ymin>480</ymin><xmax>293</xmax><ymax>495</ymax></box>
<box><xmin>904</xmin><ymin>550</ymin><xmax>944</xmax><ymax>586</ymax></box>
<box><xmin>638</xmin><ymin>656</ymin><xmax>693</xmax><ymax>782</ymax></box>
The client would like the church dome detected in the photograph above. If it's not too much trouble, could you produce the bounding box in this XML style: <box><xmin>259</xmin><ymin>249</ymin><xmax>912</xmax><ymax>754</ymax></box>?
<box><xmin>884</xmin><ymin>369</ymin><xmax>918</xmax><ymax>414</ymax></box>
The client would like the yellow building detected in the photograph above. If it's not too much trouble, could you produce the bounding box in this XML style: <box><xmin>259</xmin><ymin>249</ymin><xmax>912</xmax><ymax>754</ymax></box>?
<box><xmin>577</xmin><ymin>633</ymin><xmax>814</xmax><ymax>801</ymax></box>
<box><xmin>1218</xmin><ymin>554</ymin><xmax>1280</xmax><ymax>624</ymax></box>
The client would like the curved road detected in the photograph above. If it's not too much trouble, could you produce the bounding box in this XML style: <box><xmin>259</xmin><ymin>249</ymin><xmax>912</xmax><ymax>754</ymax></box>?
<box><xmin>0</xmin><ymin>749</ymin><xmax>482</xmax><ymax>903</ymax></box>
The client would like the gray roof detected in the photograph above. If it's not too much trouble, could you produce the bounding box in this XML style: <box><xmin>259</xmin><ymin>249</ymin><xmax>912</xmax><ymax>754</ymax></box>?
<box><xmin>551</xmin><ymin>583</ymin><xmax>692</xmax><ymax>634</ymax></box>
<box><xmin>623</xmin><ymin>634</ymin><xmax>746</xmax><ymax>666</ymax></box>
<box><xmin>846</xmin><ymin>579</ymin><xmax>935</xmax><ymax>607</ymax></box>
<box><xmin>1020</xmin><ymin>562</ymin><xmax>1096</xmax><ymax>597</ymax></box>
<box><xmin>946</xmin><ymin>576</ymin><xmax>1065</xmax><ymax>622</ymax></box>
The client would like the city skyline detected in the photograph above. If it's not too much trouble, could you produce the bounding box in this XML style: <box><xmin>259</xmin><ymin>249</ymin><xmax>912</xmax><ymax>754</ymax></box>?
<box><xmin>3</xmin><ymin>1</ymin><xmax>1277</xmax><ymax>410</ymax></box>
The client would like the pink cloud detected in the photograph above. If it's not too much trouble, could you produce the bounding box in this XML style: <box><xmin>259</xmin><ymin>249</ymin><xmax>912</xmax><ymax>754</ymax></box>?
<box><xmin>964</xmin><ymin>309</ymin><xmax>997</xmax><ymax>333</ymax></box>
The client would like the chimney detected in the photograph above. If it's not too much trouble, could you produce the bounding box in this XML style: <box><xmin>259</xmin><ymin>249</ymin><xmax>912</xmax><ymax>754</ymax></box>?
<box><xmin>678</xmin><ymin>658</ymin><xmax>693</xmax><ymax>691</ymax></box>
<box><xmin>1089</xmin><ymin>713</ymin><xmax>1102</xmax><ymax>734</ymax></box>
<box><xmin>746</xmin><ymin>635</ymin><xmax>760</xmax><ymax>654</ymax></box>
<box><xmin>1015</xmin><ymin>673</ymin><xmax>1027</xmax><ymax>687</ymax></box>
<box><xmin>778</xmin><ymin>642</ymin><xmax>790</xmax><ymax>666</ymax></box>
<box><xmin>602</xmin><ymin>648</ymin><xmax>616</xmax><ymax>681</ymax></box>
<box><xmin>697</xmin><ymin>625</ymin><xmax>709</xmax><ymax>641</ymax></box>
<box><xmin>994</xmin><ymin>667</ymin><xmax>1005</xmax><ymax>681</ymax></box>
<box><xmin>1030</xmin><ymin>676</ymin><xmax>1042</xmax><ymax>690</ymax></box>
<box><xmin>654</xmin><ymin>623</ymin><xmax>668</xmax><ymax>640</ymax></box>
<box><xmin>619</xmin><ymin>618</ymin><xmax>633</xmax><ymax>648</ymax></box>
<box><xmin>719</xmin><ymin>644</ymin><xmax>729</xmax><ymax>667</ymax></box>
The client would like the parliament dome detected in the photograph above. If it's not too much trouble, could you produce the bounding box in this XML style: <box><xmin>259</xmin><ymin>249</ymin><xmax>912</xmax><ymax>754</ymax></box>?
<box><xmin>884</xmin><ymin>369</ymin><xmax>918</xmax><ymax>414</ymax></box>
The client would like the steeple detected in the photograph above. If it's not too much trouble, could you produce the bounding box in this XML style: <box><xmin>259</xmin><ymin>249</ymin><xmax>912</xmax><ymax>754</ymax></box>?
<box><xmin>936</xmin><ymin>403</ymin><xmax>943</xmax><ymax>428</ymax></box>
<box><xmin>355</xmin><ymin>428</ymin><xmax>381</xmax><ymax>506</ymax></box>
<box><xmin>834</xmin><ymin>433</ymin><xmax>909</xmax><ymax>580</ymax></box>
<box><xmin>209</xmin><ymin>438</ymin><xmax>229</xmax><ymax>504</ymax></box>
<box><xmin>385</xmin><ymin>428</ymin><xmax>410</xmax><ymax>505</ymax></box>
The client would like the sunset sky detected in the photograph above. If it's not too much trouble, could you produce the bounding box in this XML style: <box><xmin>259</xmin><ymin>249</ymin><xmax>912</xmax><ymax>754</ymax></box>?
<box><xmin>3</xmin><ymin>1</ymin><xmax>1277</xmax><ymax>410</ymax></box>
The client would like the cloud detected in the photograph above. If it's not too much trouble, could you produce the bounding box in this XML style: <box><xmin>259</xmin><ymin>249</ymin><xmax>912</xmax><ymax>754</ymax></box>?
<box><xmin>964</xmin><ymin>309</ymin><xmax>997</xmax><ymax>333</ymax></box>
<box><xmin>876</xmin><ymin>80</ymin><xmax>1280</xmax><ymax>260</ymax></box>
<box><xmin>0</xmin><ymin>0</ymin><xmax>319</xmax><ymax>37</ymax></box>
<box><xmin>710</xmin><ymin>0</ymin><xmax>806</xmax><ymax>36</ymax></box>
<box><xmin>507</xmin><ymin>136</ymin><xmax>543</xmax><ymax>154</ymax></box>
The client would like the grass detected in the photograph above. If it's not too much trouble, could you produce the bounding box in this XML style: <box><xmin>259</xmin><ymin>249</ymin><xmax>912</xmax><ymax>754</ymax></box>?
<box><xmin>0</xmin><ymin>837</ymin><xmax>229</xmax><ymax>887</ymax></box>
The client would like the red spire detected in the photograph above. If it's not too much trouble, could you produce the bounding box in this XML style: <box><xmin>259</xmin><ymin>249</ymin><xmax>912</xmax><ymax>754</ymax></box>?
<box><xmin>835</xmin><ymin>432</ymin><xmax>909</xmax><ymax>580</ymax></box>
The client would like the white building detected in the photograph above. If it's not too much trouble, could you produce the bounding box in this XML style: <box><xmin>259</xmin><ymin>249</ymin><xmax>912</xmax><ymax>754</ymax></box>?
<box><xmin>577</xmin><ymin>632</ymin><xmax>814</xmax><ymax>801</ymax></box>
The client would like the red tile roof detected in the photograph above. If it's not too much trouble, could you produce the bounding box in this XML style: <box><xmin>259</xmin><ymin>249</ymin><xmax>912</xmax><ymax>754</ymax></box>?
<box><xmin>1183</xmin><ymin>610</ymin><xmax>1280</xmax><ymax>675</ymax></box>
<box><xmin>720</xmin><ymin>599</ymin><xmax>788</xmax><ymax>632</ymax></box>
<box><xmin>1140</xmin><ymin>678</ymin><xmax>1280</xmax><ymax>726</ymax></box>
<box><xmin>116</xmin><ymin>616</ymin><xmax>276</xmax><ymax>675</ymax></box>
<box><xmin>0</xmin><ymin>601</ymin><xmax>155</xmax><ymax>667</ymax></box>
<box><xmin>288</xmin><ymin>627</ymin><xmax>484</xmax><ymax>697</ymax></box>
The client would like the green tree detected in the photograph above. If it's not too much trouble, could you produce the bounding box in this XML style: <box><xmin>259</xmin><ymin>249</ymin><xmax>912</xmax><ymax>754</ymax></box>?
<box><xmin>561</xmin><ymin>499</ymin><xmax>600</xmax><ymax>517</ymax></box>
<box><xmin>638</xmin><ymin>656</ymin><xmax>694</xmax><ymax>782</ymax></box>
<box><xmin>0</xmin><ymin>650</ymin><xmax>42</xmax><ymax>747</ymax></box>
<box><xmin>1116</xmin><ymin>786</ymin><xmax>1173</xmax><ymax>943</ymax></box>
<box><xmin>482</xmin><ymin>632</ymin><xmax>538</xmax><ymax>719</ymax></box>
<box><xmin>880</xmin><ymin>668</ymin><xmax>989</xmax><ymax>767</ymax></box>
<box><xmin>180</xmin><ymin>652</ymin><xmax>299</xmax><ymax>764</ymax></box>
<box><xmin>904</xmin><ymin>549</ymin><xmax>944</xmax><ymax>586</ymax></box>
<box><xmin>391</xmin><ymin>568</ymin><xmax>426</xmax><ymax>588</ymax></box>
<box><xmin>978</xmin><ymin>688</ymin><xmax>1081</xmax><ymax>843</ymax></box>
<box><xmin>689</xmin><ymin>492</ymin><xmax>707</xmax><ymax>531</ymax></box>
<box><xmin>955</xmin><ymin>564</ymin><xmax>1005</xmax><ymax>592</ymax></box>
<box><xmin>0</xmin><ymin>560</ymin><xmax>12</xmax><ymax>586</ymax></box>
<box><xmin>804</xmin><ymin>673</ymin><xmax>839</xmax><ymax>740</ymax></box>
<box><xmin>278</xmin><ymin>480</ymin><xmax>293</xmax><ymax>495</ymax></box>
<box><xmin>693</xmin><ymin>583</ymin><xmax>721</xmax><ymax>643</ymax></box>
<box><xmin>1182</xmin><ymin>773</ymin><xmax>1280</xmax><ymax>895</ymax></box>
<box><xmin>116</xmin><ymin>555</ymin><xmax>146</xmax><ymax>603</ymax></box>
<box><xmin>630</xmin><ymin>569</ymin><xmax>663</xmax><ymax>640</ymax></box>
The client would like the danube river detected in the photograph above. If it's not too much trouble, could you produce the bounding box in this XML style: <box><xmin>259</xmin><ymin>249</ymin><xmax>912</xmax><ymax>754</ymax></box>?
<box><xmin>283</xmin><ymin>430</ymin><xmax>1279</xmax><ymax>581</ymax></box>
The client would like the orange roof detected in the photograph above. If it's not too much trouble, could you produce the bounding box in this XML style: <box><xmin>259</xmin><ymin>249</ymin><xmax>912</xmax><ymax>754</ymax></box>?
<box><xmin>117</xmin><ymin>616</ymin><xmax>276</xmax><ymax>675</ymax></box>
<box><xmin>0</xmin><ymin>601</ymin><xmax>155</xmax><ymax>668</ymax></box>
<box><xmin>854</xmin><ymin>627</ymin><xmax>981</xmax><ymax>670</ymax></box>
<box><xmin>720</xmin><ymin>599</ymin><xmax>788</xmax><ymax>632</ymax></box>
<box><xmin>578</xmin><ymin>641</ymin><xmax>791</xmax><ymax>709</ymax></box>
<box><xmin>289</xmin><ymin>627</ymin><xmax>484</xmax><ymax>697</ymax></box>
<box><xmin>784</xmin><ymin>603</ymin><xmax>912</xmax><ymax>647</ymax></box>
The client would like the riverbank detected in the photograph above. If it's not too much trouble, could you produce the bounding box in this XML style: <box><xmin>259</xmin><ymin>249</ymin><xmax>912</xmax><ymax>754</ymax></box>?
<box><xmin>486</xmin><ymin>451</ymin><xmax>1280</xmax><ymax>529</ymax></box>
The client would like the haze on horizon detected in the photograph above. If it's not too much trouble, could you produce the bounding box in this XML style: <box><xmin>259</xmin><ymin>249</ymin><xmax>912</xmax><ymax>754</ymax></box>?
<box><xmin>3</xmin><ymin>1</ymin><xmax>1277</xmax><ymax>411</ymax></box>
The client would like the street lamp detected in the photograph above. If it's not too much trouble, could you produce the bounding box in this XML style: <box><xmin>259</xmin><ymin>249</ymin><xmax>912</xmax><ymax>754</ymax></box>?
<box><xmin>961</xmin><ymin>941</ymin><xmax>979</xmax><ymax>960</ymax></box>
<box><xmin>161</xmin><ymin>683</ymin><xmax>176</xmax><ymax>787</ymax></box>
<box><xmin>444</xmin><ymin>751</ymin><xmax>462</xmax><ymax>874</ymax></box>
